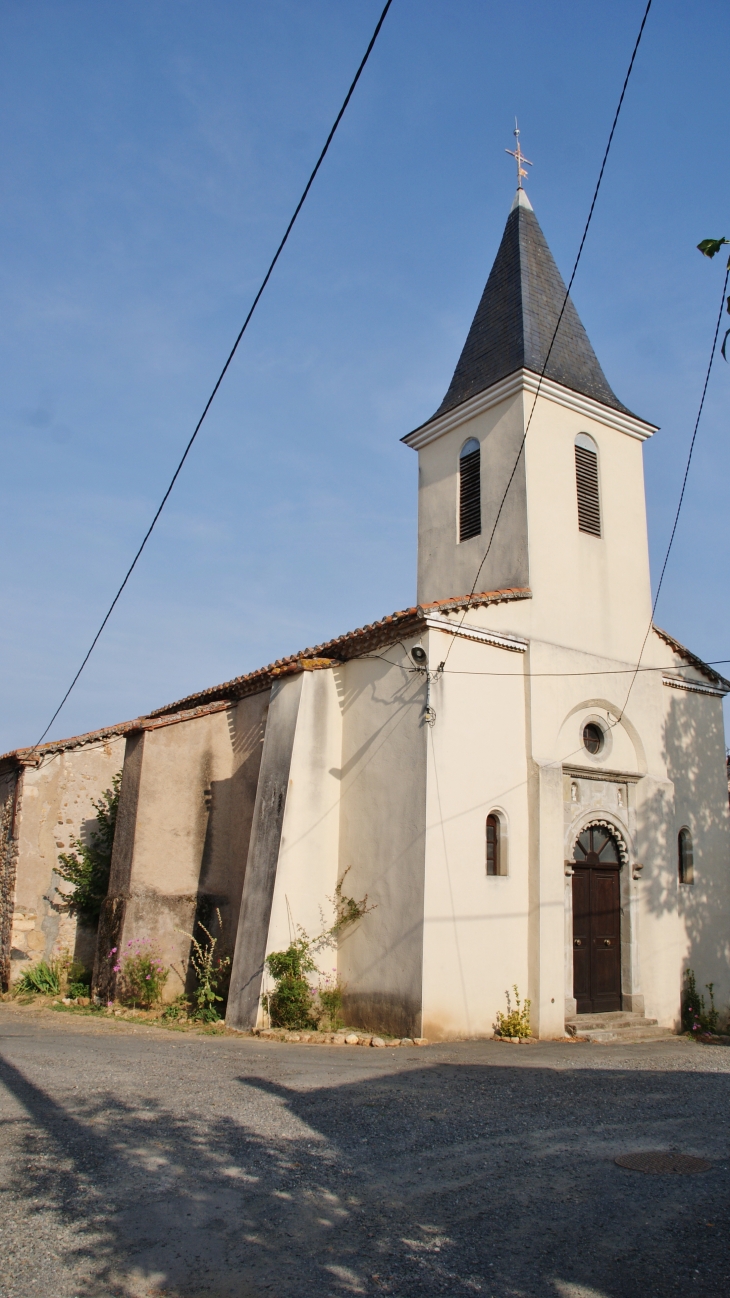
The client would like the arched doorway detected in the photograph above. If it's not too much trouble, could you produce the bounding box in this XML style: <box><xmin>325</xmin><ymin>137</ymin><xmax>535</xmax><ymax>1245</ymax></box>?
<box><xmin>572</xmin><ymin>823</ymin><xmax>622</xmax><ymax>1014</ymax></box>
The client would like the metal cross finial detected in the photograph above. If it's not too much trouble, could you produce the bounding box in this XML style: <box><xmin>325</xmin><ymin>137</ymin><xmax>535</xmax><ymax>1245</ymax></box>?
<box><xmin>505</xmin><ymin>119</ymin><xmax>532</xmax><ymax>189</ymax></box>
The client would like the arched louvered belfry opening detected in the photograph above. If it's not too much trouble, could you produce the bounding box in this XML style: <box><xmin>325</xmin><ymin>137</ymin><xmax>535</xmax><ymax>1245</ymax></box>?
<box><xmin>459</xmin><ymin>438</ymin><xmax>481</xmax><ymax>541</ymax></box>
<box><xmin>575</xmin><ymin>432</ymin><xmax>601</xmax><ymax>537</ymax></box>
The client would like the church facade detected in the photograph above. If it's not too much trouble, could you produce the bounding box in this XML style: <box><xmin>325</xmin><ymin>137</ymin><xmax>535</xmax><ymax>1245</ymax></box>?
<box><xmin>2</xmin><ymin>187</ymin><xmax>729</xmax><ymax>1039</ymax></box>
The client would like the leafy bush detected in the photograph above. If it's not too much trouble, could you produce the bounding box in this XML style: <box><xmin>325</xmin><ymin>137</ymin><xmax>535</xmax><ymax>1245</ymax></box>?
<box><xmin>264</xmin><ymin>937</ymin><xmax>318</xmax><ymax>1030</ymax></box>
<box><xmin>266</xmin><ymin>976</ymin><xmax>316</xmax><ymax>1030</ymax></box>
<box><xmin>67</xmin><ymin>981</ymin><xmax>91</xmax><ymax>998</ymax></box>
<box><xmin>682</xmin><ymin>968</ymin><xmax>719</xmax><ymax>1035</ymax></box>
<box><xmin>262</xmin><ymin>875</ymin><xmax>373</xmax><ymax>1031</ymax></box>
<box><xmin>15</xmin><ymin>960</ymin><xmax>62</xmax><ymax>995</ymax></box>
<box><xmin>179</xmin><ymin>910</ymin><xmax>231</xmax><ymax>1022</ymax></box>
<box><xmin>494</xmin><ymin>985</ymin><xmax>532</xmax><ymax>1039</ymax></box>
<box><xmin>112</xmin><ymin>939</ymin><xmax>169</xmax><ymax>1008</ymax></box>
<box><xmin>56</xmin><ymin>774</ymin><xmax>121</xmax><ymax>922</ymax></box>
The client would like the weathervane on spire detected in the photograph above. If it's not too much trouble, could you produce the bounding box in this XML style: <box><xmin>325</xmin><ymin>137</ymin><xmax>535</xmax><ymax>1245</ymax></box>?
<box><xmin>505</xmin><ymin>119</ymin><xmax>532</xmax><ymax>189</ymax></box>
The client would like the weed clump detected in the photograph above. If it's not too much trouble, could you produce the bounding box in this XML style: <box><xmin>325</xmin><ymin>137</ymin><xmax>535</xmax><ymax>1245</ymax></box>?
<box><xmin>15</xmin><ymin>959</ymin><xmax>62</xmax><ymax>996</ymax></box>
<box><xmin>179</xmin><ymin>910</ymin><xmax>231</xmax><ymax>1022</ymax></box>
<box><xmin>682</xmin><ymin>968</ymin><xmax>719</xmax><ymax>1035</ymax></box>
<box><xmin>494</xmin><ymin>985</ymin><xmax>532</xmax><ymax>1039</ymax></box>
<box><xmin>66</xmin><ymin>960</ymin><xmax>92</xmax><ymax>998</ymax></box>
<box><xmin>162</xmin><ymin>995</ymin><xmax>191</xmax><ymax>1022</ymax></box>
<box><xmin>112</xmin><ymin>939</ymin><xmax>169</xmax><ymax>1009</ymax></box>
<box><xmin>316</xmin><ymin>972</ymin><xmax>344</xmax><ymax>1030</ymax></box>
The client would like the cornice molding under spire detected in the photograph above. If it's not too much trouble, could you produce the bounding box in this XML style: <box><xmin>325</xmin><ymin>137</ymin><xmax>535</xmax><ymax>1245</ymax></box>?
<box><xmin>401</xmin><ymin>368</ymin><xmax>659</xmax><ymax>450</ymax></box>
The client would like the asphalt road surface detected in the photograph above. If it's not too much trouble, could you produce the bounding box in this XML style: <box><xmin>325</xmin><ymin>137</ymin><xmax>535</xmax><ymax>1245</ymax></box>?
<box><xmin>0</xmin><ymin>1005</ymin><xmax>728</xmax><ymax>1298</ymax></box>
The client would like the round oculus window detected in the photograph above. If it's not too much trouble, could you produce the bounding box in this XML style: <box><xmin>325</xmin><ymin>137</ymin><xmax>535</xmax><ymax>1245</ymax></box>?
<box><xmin>583</xmin><ymin>722</ymin><xmax>604</xmax><ymax>755</ymax></box>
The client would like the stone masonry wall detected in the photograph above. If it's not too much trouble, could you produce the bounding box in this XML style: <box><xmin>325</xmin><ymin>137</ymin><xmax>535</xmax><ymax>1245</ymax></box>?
<box><xmin>8</xmin><ymin>738</ymin><xmax>126</xmax><ymax>984</ymax></box>
<box><xmin>0</xmin><ymin>770</ymin><xmax>20</xmax><ymax>991</ymax></box>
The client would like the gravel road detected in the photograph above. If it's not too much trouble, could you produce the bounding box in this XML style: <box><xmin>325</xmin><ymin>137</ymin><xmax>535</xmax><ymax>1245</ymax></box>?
<box><xmin>1</xmin><ymin>1004</ymin><xmax>728</xmax><ymax>1298</ymax></box>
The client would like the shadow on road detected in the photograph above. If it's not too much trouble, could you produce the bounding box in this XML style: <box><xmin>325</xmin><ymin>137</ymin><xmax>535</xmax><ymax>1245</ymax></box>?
<box><xmin>1</xmin><ymin>1047</ymin><xmax>729</xmax><ymax>1297</ymax></box>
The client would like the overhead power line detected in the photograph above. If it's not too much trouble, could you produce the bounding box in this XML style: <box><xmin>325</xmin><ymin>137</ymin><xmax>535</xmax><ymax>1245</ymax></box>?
<box><xmin>369</xmin><ymin>653</ymin><xmax>730</xmax><ymax>681</ymax></box>
<box><xmin>442</xmin><ymin>0</ymin><xmax>653</xmax><ymax>667</ymax></box>
<box><xmin>34</xmin><ymin>0</ymin><xmax>394</xmax><ymax>748</ymax></box>
<box><xmin>444</xmin><ymin>660</ymin><xmax>730</xmax><ymax>681</ymax></box>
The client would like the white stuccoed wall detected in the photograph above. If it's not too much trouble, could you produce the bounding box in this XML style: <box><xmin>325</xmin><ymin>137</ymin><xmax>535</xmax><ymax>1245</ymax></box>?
<box><xmin>650</xmin><ymin>681</ymin><xmax>730</xmax><ymax>1025</ymax></box>
<box><xmin>519</xmin><ymin>387</ymin><xmax>654</xmax><ymax>662</ymax></box>
<box><xmin>421</xmin><ymin>624</ymin><xmax>529</xmax><ymax>1039</ymax></box>
<box><xmin>261</xmin><ymin>668</ymin><xmax>343</xmax><ymax>1014</ymax></box>
<box><xmin>416</xmin><ymin>389</ymin><xmax>529</xmax><ymax>605</ymax></box>
<box><xmin>409</xmin><ymin>372</ymin><xmax>730</xmax><ymax>1035</ymax></box>
<box><xmin>337</xmin><ymin>653</ymin><xmax>427</xmax><ymax>1038</ymax></box>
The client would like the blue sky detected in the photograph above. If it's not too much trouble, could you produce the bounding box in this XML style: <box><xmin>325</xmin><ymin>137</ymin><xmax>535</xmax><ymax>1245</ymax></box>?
<box><xmin>1</xmin><ymin>1</ymin><xmax>729</xmax><ymax>753</ymax></box>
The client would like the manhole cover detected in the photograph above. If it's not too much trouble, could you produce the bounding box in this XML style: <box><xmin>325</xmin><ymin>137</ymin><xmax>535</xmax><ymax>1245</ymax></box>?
<box><xmin>615</xmin><ymin>1151</ymin><xmax>712</xmax><ymax>1175</ymax></box>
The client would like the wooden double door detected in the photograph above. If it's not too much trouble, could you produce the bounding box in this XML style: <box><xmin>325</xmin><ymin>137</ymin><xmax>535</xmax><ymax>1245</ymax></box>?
<box><xmin>572</xmin><ymin>825</ymin><xmax>622</xmax><ymax>1015</ymax></box>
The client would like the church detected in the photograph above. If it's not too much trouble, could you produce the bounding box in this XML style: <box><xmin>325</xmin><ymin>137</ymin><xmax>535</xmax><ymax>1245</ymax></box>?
<box><xmin>2</xmin><ymin>182</ymin><xmax>729</xmax><ymax>1040</ymax></box>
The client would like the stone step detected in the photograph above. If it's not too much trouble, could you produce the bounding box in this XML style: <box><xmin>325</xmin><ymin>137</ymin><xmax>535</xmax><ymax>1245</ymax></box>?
<box><xmin>566</xmin><ymin>1012</ymin><xmax>658</xmax><ymax>1031</ymax></box>
<box><xmin>573</xmin><ymin>1025</ymin><xmax>674</xmax><ymax>1044</ymax></box>
<box><xmin>564</xmin><ymin>1010</ymin><xmax>674</xmax><ymax>1044</ymax></box>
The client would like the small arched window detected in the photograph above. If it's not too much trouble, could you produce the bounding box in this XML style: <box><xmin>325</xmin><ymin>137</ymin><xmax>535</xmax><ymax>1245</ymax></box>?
<box><xmin>575</xmin><ymin>433</ymin><xmax>601</xmax><ymax>537</ymax></box>
<box><xmin>486</xmin><ymin>814</ymin><xmax>501</xmax><ymax>875</ymax></box>
<box><xmin>459</xmin><ymin>438</ymin><xmax>481</xmax><ymax>542</ymax></box>
<box><xmin>678</xmin><ymin>828</ymin><xmax>694</xmax><ymax>885</ymax></box>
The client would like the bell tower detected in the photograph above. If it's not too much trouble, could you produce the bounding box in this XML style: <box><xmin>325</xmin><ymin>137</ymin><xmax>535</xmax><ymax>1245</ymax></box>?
<box><xmin>402</xmin><ymin>185</ymin><xmax>657</xmax><ymax>661</ymax></box>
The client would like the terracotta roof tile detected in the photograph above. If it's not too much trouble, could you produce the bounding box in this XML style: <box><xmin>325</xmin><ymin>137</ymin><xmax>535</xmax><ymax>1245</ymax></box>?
<box><xmin>9</xmin><ymin>600</ymin><xmax>719</xmax><ymax>765</ymax></box>
<box><xmin>148</xmin><ymin>587</ymin><xmax>532</xmax><ymax>717</ymax></box>
<box><xmin>1</xmin><ymin>589</ymin><xmax>531</xmax><ymax>767</ymax></box>
<box><xmin>0</xmin><ymin>701</ymin><xmax>237</xmax><ymax>769</ymax></box>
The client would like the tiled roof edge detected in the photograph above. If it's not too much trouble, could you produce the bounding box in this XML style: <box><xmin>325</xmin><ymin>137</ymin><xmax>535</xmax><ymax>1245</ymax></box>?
<box><xmin>1</xmin><ymin>590</ymin><xmax>532</xmax><ymax>765</ymax></box>
<box><xmin>653</xmin><ymin>625</ymin><xmax>730</xmax><ymax>693</ymax></box>
<box><xmin>148</xmin><ymin>587</ymin><xmax>533</xmax><ymax>717</ymax></box>
<box><xmin>0</xmin><ymin>717</ymin><xmax>145</xmax><ymax>770</ymax></box>
<box><xmin>0</xmin><ymin>700</ymin><xmax>239</xmax><ymax>771</ymax></box>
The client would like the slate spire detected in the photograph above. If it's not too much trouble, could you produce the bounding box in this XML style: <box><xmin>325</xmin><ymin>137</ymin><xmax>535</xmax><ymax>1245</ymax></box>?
<box><xmin>431</xmin><ymin>188</ymin><xmax>632</xmax><ymax>421</ymax></box>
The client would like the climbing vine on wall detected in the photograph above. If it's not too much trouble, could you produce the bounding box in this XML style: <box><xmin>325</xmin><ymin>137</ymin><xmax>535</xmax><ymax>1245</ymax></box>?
<box><xmin>56</xmin><ymin>773</ymin><xmax>122</xmax><ymax>923</ymax></box>
<box><xmin>263</xmin><ymin>870</ymin><xmax>375</xmax><ymax>1030</ymax></box>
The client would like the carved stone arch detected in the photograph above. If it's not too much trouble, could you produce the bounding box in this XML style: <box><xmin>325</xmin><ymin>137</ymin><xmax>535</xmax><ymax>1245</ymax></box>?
<box><xmin>571</xmin><ymin>817</ymin><xmax>630</xmax><ymax>867</ymax></box>
<box><xmin>556</xmin><ymin>700</ymin><xmax>647</xmax><ymax>775</ymax></box>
